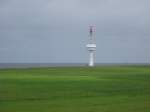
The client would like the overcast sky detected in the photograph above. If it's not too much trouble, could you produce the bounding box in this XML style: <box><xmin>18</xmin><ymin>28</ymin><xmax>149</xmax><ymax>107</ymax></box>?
<box><xmin>0</xmin><ymin>0</ymin><xmax>150</xmax><ymax>63</ymax></box>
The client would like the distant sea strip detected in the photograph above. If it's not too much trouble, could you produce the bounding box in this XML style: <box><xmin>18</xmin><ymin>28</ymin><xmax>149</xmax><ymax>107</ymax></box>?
<box><xmin>0</xmin><ymin>63</ymin><xmax>150</xmax><ymax>69</ymax></box>
<box><xmin>0</xmin><ymin>63</ymin><xmax>87</xmax><ymax>69</ymax></box>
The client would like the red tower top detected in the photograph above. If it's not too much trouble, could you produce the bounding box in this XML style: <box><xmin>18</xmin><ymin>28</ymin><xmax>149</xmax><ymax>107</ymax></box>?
<box><xmin>89</xmin><ymin>26</ymin><xmax>95</xmax><ymax>43</ymax></box>
<box><xmin>89</xmin><ymin>26</ymin><xmax>93</xmax><ymax>36</ymax></box>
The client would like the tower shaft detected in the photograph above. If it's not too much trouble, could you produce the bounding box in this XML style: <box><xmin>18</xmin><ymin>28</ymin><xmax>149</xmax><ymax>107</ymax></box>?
<box><xmin>89</xmin><ymin>51</ymin><xmax>94</xmax><ymax>66</ymax></box>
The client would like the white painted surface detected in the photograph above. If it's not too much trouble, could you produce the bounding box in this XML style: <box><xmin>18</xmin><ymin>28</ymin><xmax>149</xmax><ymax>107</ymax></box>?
<box><xmin>89</xmin><ymin>51</ymin><xmax>94</xmax><ymax>66</ymax></box>
<box><xmin>86</xmin><ymin>44</ymin><xmax>96</xmax><ymax>67</ymax></box>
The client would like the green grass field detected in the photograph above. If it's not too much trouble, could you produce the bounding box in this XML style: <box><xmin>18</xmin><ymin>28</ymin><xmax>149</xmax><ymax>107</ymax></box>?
<box><xmin>0</xmin><ymin>66</ymin><xmax>150</xmax><ymax>112</ymax></box>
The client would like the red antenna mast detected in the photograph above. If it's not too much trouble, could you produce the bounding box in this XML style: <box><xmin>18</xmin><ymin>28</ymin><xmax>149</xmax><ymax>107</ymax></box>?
<box><xmin>89</xmin><ymin>26</ymin><xmax>95</xmax><ymax>44</ymax></box>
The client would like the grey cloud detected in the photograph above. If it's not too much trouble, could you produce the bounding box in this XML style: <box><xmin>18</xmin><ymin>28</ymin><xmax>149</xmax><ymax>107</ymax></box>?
<box><xmin>0</xmin><ymin>0</ymin><xmax>150</xmax><ymax>63</ymax></box>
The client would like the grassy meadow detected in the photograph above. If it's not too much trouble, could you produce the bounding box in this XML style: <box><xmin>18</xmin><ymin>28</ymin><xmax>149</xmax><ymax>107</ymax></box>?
<box><xmin>0</xmin><ymin>66</ymin><xmax>150</xmax><ymax>112</ymax></box>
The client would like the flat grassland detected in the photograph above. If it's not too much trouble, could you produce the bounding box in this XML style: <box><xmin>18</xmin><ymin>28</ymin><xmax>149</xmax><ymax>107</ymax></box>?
<box><xmin>0</xmin><ymin>66</ymin><xmax>150</xmax><ymax>112</ymax></box>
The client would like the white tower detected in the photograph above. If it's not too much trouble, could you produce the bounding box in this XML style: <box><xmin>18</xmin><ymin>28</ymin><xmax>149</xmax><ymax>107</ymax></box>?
<box><xmin>86</xmin><ymin>26</ymin><xmax>96</xmax><ymax>67</ymax></box>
